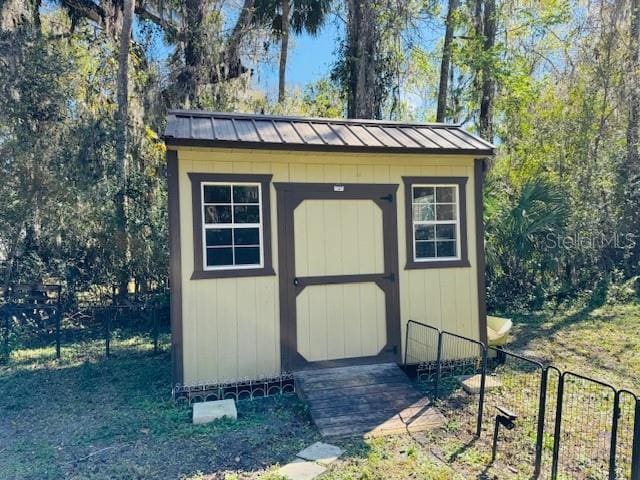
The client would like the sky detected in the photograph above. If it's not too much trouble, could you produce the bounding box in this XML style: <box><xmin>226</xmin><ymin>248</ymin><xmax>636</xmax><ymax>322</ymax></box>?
<box><xmin>253</xmin><ymin>18</ymin><xmax>342</xmax><ymax>97</ymax></box>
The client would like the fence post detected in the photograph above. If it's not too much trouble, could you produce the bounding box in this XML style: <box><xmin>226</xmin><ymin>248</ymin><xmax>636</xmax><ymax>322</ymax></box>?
<box><xmin>609</xmin><ymin>391</ymin><xmax>621</xmax><ymax>480</ymax></box>
<box><xmin>434</xmin><ymin>331</ymin><xmax>443</xmax><ymax>399</ymax></box>
<box><xmin>152</xmin><ymin>305</ymin><xmax>159</xmax><ymax>354</ymax></box>
<box><xmin>551</xmin><ymin>373</ymin><xmax>565</xmax><ymax>480</ymax></box>
<box><xmin>534</xmin><ymin>367</ymin><xmax>549</xmax><ymax>477</ymax></box>
<box><xmin>2</xmin><ymin>309</ymin><xmax>9</xmax><ymax>361</ymax></box>
<box><xmin>631</xmin><ymin>396</ymin><xmax>640</xmax><ymax>480</ymax></box>
<box><xmin>403</xmin><ymin>322</ymin><xmax>410</xmax><ymax>366</ymax></box>
<box><xmin>55</xmin><ymin>308</ymin><xmax>61</xmax><ymax>360</ymax></box>
<box><xmin>105</xmin><ymin>309</ymin><xmax>111</xmax><ymax>357</ymax></box>
<box><xmin>476</xmin><ymin>344</ymin><xmax>487</xmax><ymax>437</ymax></box>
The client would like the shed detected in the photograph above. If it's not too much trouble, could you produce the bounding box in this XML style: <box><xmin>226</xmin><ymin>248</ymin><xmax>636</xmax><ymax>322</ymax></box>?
<box><xmin>164</xmin><ymin>111</ymin><xmax>494</xmax><ymax>387</ymax></box>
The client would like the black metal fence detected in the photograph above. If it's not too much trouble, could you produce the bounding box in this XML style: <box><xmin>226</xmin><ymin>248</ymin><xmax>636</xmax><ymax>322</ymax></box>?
<box><xmin>0</xmin><ymin>286</ymin><xmax>170</xmax><ymax>362</ymax></box>
<box><xmin>404</xmin><ymin>320</ymin><xmax>640</xmax><ymax>480</ymax></box>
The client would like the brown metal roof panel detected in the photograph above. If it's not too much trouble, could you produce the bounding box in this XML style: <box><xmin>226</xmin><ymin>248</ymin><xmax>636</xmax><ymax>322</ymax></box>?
<box><xmin>212</xmin><ymin>117</ymin><xmax>237</xmax><ymax>141</ymax></box>
<box><xmin>398</xmin><ymin>127</ymin><xmax>440</xmax><ymax>148</ymax></box>
<box><xmin>312</xmin><ymin>123</ymin><xmax>345</xmax><ymax>145</ymax></box>
<box><xmin>365</xmin><ymin>126</ymin><xmax>402</xmax><ymax>147</ymax></box>
<box><xmin>414</xmin><ymin>127</ymin><xmax>458</xmax><ymax>148</ymax></box>
<box><xmin>191</xmin><ymin>116</ymin><xmax>214</xmax><ymax>140</ymax></box>
<box><xmin>446</xmin><ymin>128</ymin><xmax>491</xmax><ymax>150</ymax></box>
<box><xmin>232</xmin><ymin>118</ymin><xmax>261</xmax><ymax>142</ymax></box>
<box><xmin>292</xmin><ymin>122</ymin><xmax>325</xmax><ymax>144</ymax></box>
<box><xmin>345</xmin><ymin>125</ymin><xmax>384</xmax><ymax>147</ymax></box>
<box><xmin>434</xmin><ymin>128</ymin><xmax>476</xmax><ymax>149</ymax></box>
<box><xmin>173</xmin><ymin>116</ymin><xmax>192</xmax><ymax>139</ymax></box>
<box><xmin>273</xmin><ymin>121</ymin><xmax>303</xmax><ymax>143</ymax></box>
<box><xmin>330</xmin><ymin>124</ymin><xmax>365</xmax><ymax>146</ymax></box>
<box><xmin>253</xmin><ymin>120</ymin><xmax>281</xmax><ymax>143</ymax></box>
<box><xmin>381</xmin><ymin>126</ymin><xmax>422</xmax><ymax>148</ymax></box>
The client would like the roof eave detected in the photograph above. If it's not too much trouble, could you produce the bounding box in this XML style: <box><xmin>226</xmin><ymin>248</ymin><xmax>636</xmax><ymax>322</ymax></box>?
<box><xmin>163</xmin><ymin>136</ymin><xmax>494</xmax><ymax>156</ymax></box>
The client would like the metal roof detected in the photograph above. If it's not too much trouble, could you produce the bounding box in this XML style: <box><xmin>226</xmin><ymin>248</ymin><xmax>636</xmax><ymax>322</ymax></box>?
<box><xmin>164</xmin><ymin>110</ymin><xmax>494</xmax><ymax>155</ymax></box>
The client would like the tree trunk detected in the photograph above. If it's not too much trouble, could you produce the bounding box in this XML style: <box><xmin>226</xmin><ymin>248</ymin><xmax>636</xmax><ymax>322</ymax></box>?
<box><xmin>628</xmin><ymin>0</ymin><xmax>640</xmax><ymax>178</ymax></box>
<box><xmin>278</xmin><ymin>0</ymin><xmax>290</xmax><ymax>103</ymax></box>
<box><xmin>114</xmin><ymin>0</ymin><xmax>134</xmax><ymax>297</ymax></box>
<box><xmin>436</xmin><ymin>0</ymin><xmax>459</xmax><ymax>123</ymax></box>
<box><xmin>479</xmin><ymin>0</ymin><xmax>496</xmax><ymax>140</ymax></box>
<box><xmin>181</xmin><ymin>0</ymin><xmax>206</xmax><ymax>107</ymax></box>
<box><xmin>346</xmin><ymin>0</ymin><xmax>380</xmax><ymax>119</ymax></box>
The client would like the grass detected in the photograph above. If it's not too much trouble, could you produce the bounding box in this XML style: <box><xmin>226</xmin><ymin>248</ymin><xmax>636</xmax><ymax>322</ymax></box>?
<box><xmin>1</xmin><ymin>302</ymin><xmax>638</xmax><ymax>479</ymax></box>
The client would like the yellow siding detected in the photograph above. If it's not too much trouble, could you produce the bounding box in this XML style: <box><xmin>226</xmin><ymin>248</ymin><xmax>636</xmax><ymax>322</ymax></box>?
<box><xmin>294</xmin><ymin>200</ymin><xmax>383</xmax><ymax>276</ymax></box>
<box><xmin>175</xmin><ymin>147</ymin><xmax>480</xmax><ymax>385</ymax></box>
<box><xmin>296</xmin><ymin>283</ymin><xmax>387</xmax><ymax>361</ymax></box>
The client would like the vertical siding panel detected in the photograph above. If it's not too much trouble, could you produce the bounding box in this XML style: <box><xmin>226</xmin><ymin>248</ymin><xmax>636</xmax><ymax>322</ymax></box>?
<box><xmin>236</xmin><ymin>277</ymin><xmax>257</xmax><ymax>378</ymax></box>
<box><xmin>296</xmin><ymin>288</ymin><xmax>311</xmax><ymax>360</ymax></box>
<box><xmin>255</xmin><ymin>277</ymin><xmax>277</xmax><ymax>377</ymax></box>
<box><xmin>339</xmin><ymin>164</ymin><xmax>358</xmax><ymax>182</ymax></box>
<box><xmin>356</xmin><ymin>163</ymin><xmax>375</xmax><ymax>183</ymax></box>
<box><xmin>216</xmin><ymin>279</ymin><xmax>238</xmax><ymax>380</ymax></box>
<box><xmin>326</xmin><ymin>285</ymin><xmax>346</xmax><ymax>359</ymax></box>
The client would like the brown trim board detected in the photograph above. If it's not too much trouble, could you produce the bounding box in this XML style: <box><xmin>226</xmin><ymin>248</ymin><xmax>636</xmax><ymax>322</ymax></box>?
<box><xmin>474</xmin><ymin>159</ymin><xmax>488</xmax><ymax>345</ymax></box>
<box><xmin>402</xmin><ymin>176</ymin><xmax>470</xmax><ymax>269</ymax></box>
<box><xmin>188</xmin><ymin>173</ymin><xmax>275</xmax><ymax>280</ymax></box>
<box><xmin>167</xmin><ymin>150</ymin><xmax>183</xmax><ymax>385</ymax></box>
<box><xmin>274</xmin><ymin>182</ymin><xmax>402</xmax><ymax>371</ymax></box>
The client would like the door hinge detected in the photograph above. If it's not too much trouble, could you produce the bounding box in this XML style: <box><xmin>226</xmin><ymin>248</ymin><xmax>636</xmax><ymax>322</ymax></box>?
<box><xmin>380</xmin><ymin>193</ymin><xmax>394</xmax><ymax>203</ymax></box>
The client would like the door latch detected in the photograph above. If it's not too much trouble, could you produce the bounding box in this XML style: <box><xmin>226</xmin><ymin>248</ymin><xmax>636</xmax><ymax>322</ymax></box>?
<box><xmin>293</xmin><ymin>277</ymin><xmax>300</xmax><ymax>286</ymax></box>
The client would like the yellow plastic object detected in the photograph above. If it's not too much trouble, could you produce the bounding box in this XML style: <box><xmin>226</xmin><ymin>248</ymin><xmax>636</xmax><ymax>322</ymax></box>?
<box><xmin>487</xmin><ymin>315</ymin><xmax>512</xmax><ymax>347</ymax></box>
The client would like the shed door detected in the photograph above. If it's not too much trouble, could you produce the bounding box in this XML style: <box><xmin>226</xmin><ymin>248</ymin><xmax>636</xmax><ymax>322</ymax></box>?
<box><xmin>276</xmin><ymin>183</ymin><xmax>401</xmax><ymax>370</ymax></box>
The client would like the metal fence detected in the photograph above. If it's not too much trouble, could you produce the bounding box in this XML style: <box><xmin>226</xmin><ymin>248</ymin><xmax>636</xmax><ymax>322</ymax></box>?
<box><xmin>404</xmin><ymin>320</ymin><xmax>640</xmax><ymax>480</ymax></box>
<box><xmin>0</xmin><ymin>286</ymin><xmax>170</xmax><ymax>362</ymax></box>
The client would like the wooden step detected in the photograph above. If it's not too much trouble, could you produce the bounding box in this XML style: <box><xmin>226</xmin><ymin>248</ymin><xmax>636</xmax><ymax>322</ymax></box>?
<box><xmin>294</xmin><ymin>362</ymin><xmax>445</xmax><ymax>438</ymax></box>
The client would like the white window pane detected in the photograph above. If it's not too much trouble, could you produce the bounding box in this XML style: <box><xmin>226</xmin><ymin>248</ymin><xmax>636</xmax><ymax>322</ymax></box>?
<box><xmin>204</xmin><ymin>205</ymin><xmax>232</xmax><ymax>224</ymax></box>
<box><xmin>436</xmin><ymin>186</ymin><xmax>455</xmax><ymax>203</ymax></box>
<box><xmin>436</xmin><ymin>241</ymin><xmax>456</xmax><ymax>257</ymax></box>
<box><xmin>435</xmin><ymin>224</ymin><xmax>456</xmax><ymax>240</ymax></box>
<box><xmin>416</xmin><ymin>241</ymin><xmax>436</xmax><ymax>259</ymax></box>
<box><xmin>415</xmin><ymin>224</ymin><xmax>435</xmax><ymax>241</ymax></box>
<box><xmin>413</xmin><ymin>204</ymin><xmax>435</xmax><ymax>222</ymax></box>
<box><xmin>204</xmin><ymin>185</ymin><xmax>231</xmax><ymax>203</ymax></box>
<box><xmin>206</xmin><ymin>247</ymin><xmax>233</xmax><ymax>266</ymax></box>
<box><xmin>436</xmin><ymin>204</ymin><xmax>456</xmax><ymax>221</ymax></box>
<box><xmin>233</xmin><ymin>185</ymin><xmax>259</xmax><ymax>203</ymax></box>
<box><xmin>413</xmin><ymin>186</ymin><xmax>435</xmax><ymax>203</ymax></box>
<box><xmin>206</xmin><ymin>228</ymin><xmax>232</xmax><ymax>246</ymax></box>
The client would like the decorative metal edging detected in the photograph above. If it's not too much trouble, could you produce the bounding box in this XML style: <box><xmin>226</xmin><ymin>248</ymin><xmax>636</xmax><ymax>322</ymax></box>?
<box><xmin>172</xmin><ymin>372</ymin><xmax>296</xmax><ymax>404</ymax></box>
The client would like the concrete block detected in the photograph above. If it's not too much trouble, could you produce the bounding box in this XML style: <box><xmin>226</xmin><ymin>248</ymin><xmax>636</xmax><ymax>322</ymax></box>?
<box><xmin>458</xmin><ymin>374</ymin><xmax>502</xmax><ymax>394</ymax></box>
<box><xmin>296</xmin><ymin>441</ymin><xmax>343</xmax><ymax>464</ymax></box>
<box><xmin>192</xmin><ymin>399</ymin><xmax>237</xmax><ymax>424</ymax></box>
<box><xmin>277</xmin><ymin>459</ymin><xmax>327</xmax><ymax>480</ymax></box>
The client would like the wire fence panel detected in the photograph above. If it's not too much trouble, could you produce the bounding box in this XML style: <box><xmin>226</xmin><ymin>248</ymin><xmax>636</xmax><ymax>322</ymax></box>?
<box><xmin>614</xmin><ymin>390</ymin><xmax>639</xmax><ymax>480</ymax></box>
<box><xmin>552</xmin><ymin>372</ymin><xmax>618</xmax><ymax>480</ymax></box>
<box><xmin>541</xmin><ymin>366</ymin><xmax>562</xmax><ymax>479</ymax></box>
<box><xmin>404</xmin><ymin>320</ymin><xmax>441</xmax><ymax>389</ymax></box>
<box><xmin>437</xmin><ymin>331</ymin><xmax>487</xmax><ymax>437</ymax></box>
<box><xmin>483</xmin><ymin>348</ymin><xmax>545</xmax><ymax>477</ymax></box>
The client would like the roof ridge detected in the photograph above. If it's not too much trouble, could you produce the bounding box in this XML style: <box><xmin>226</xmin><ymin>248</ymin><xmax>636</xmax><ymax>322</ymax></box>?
<box><xmin>167</xmin><ymin>109</ymin><xmax>463</xmax><ymax>129</ymax></box>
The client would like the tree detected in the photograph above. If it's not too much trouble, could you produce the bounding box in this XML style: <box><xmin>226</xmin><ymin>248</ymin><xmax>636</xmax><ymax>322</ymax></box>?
<box><xmin>114</xmin><ymin>0</ymin><xmax>135</xmax><ymax>295</ymax></box>
<box><xmin>478</xmin><ymin>0</ymin><xmax>496</xmax><ymax>139</ymax></box>
<box><xmin>253</xmin><ymin>0</ymin><xmax>331</xmax><ymax>103</ymax></box>
<box><xmin>436</xmin><ymin>0</ymin><xmax>459</xmax><ymax>122</ymax></box>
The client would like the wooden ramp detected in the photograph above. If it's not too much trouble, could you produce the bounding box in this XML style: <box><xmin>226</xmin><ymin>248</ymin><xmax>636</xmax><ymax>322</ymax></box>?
<box><xmin>294</xmin><ymin>363</ymin><xmax>446</xmax><ymax>438</ymax></box>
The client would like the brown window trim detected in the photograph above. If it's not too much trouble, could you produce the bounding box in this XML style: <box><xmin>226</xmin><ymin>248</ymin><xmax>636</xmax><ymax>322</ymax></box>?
<box><xmin>402</xmin><ymin>176</ymin><xmax>470</xmax><ymax>270</ymax></box>
<box><xmin>188</xmin><ymin>172</ymin><xmax>275</xmax><ymax>280</ymax></box>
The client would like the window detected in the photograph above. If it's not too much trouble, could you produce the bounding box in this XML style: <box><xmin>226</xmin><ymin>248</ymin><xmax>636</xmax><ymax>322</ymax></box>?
<box><xmin>202</xmin><ymin>183</ymin><xmax>263</xmax><ymax>269</ymax></box>
<box><xmin>403</xmin><ymin>177</ymin><xmax>469</xmax><ymax>269</ymax></box>
<box><xmin>189</xmin><ymin>173</ymin><xmax>274</xmax><ymax>279</ymax></box>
